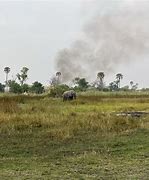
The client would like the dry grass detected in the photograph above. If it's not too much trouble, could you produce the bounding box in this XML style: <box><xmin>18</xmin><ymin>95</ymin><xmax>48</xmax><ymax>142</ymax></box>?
<box><xmin>0</xmin><ymin>94</ymin><xmax>148</xmax><ymax>139</ymax></box>
<box><xmin>0</xmin><ymin>93</ymin><xmax>149</xmax><ymax>179</ymax></box>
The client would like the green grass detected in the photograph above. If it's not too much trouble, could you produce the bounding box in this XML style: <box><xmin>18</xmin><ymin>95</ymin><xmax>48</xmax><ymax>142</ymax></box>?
<box><xmin>0</xmin><ymin>93</ymin><xmax>149</xmax><ymax>179</ymax></box>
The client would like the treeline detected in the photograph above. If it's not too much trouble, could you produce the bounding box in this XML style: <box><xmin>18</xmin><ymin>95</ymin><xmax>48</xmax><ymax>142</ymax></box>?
<box><xmin>1</xmin><ymin>67</ymin><xmax>44</xmax><ymax>94</ymax></box>
<box><xmin>50</xmin><ymin>71</ymin><xmax>139</xmax><ymax>92</ymax></box>
<box><xmin>48</xmin><ymin>71</ymin><xmax>143</xmax><ymax>97</ymax></box>
<box><xmin>0</xmin><ymin>67</ymin><xmax>148</xmax><ymax>95</ymax></box>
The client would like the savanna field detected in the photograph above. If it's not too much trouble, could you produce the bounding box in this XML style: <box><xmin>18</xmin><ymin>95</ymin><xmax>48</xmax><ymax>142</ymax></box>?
<box><xmin>0</xmin><ymin>92</ymin><xmax>149</xmax><ymax>179</ymax></box>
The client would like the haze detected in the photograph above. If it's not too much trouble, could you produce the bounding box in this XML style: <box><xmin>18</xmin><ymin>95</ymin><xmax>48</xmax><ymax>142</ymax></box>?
<box><xmin>0</xmin><ymin>0</ymin><xmax>148</xmax><ymax>88</ymax></box>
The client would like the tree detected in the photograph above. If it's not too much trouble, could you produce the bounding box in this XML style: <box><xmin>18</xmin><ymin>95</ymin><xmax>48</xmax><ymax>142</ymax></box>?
<box><xmin>17</xmin><ymin>67</ymin><xmax>29</xmax><ymax>85</ymax></box>
<box><xmin>109</xmin><ymin>81</ymin><xmax>118</xmax><ymax>91</ymax></box>
<box><xmin>73</xmin><ymin>77</ymin><xmax>89</xmax><ymax>91</ymax></box>
<box><xmin>56</xmin><ymin>72</ymin><xmax>62</xmax><ymax>85</ymax></box>
<box><xmin>56</xmin><ymin>72</ymin><xmax>61</xmax><ymax>76</ymax></box>
<box><xmin>56</xmin><ymin>72</ymin><xmax>62</xmax><ymax>84</ymax></box>
<box><xmin>4</xmin><ymin>67</ymin><xmax>10</xmax><ymax>86</ymax></box>
<box><xmin>97</xmin><ymin>72</ymin><xmax>105</xmax><ymax>90</ymax></box>
<box><xmin>49</xmin><ymin>84</ymin><xmax>70</xmax><ymax>97</ymax></box>
<box><xmin>30</xmin><ymin>81</ymin><xmax>44</xmax><ymax>94</ymax></box>
<box><xmin>78</xmin><ymin>78</ymin><xmax>89</xmax><ymax>89</ymax></box>
<box><xmin>132</xmin><ymin>83</ymin><xmax>138</xmax><ymax>91</ymax></box>
<box><xmin>129</xmin><ymin>81</ymin><xmax>138</xmax><ymax>91</ymax></box>
<box><xmin>73</xmin><ymin>77</ymin><xmax>80</xmax><ymax>86</ymax></box>
<box><xmin>50</xmin><ymin>76</ymin><xmax>57</xmax><ymax>86</ymax></box>
<box><xmin>116</xmin><ymin>73</ymin><xmax>123</xmax><ymax>88</ymax></box>
<box><xmin>22</xmin><ymin>84</ymin><xmax>30</xmax><ymax>93</ymax></box>
<box><xmin>0</xmin><ymin>83</ymin><xmax>5</xmax><ymax>92</ymax></box>
<box><xmin>130</xmin><ymin>81</ymin><xmax>134</xmax><ymax>90</ymax></box>
<box><xmin>8</xmin><ymin>80</ymin><xmax>22</xmax><ymax>94</ymax></box>
<box><xmin>50</xmin><ymin>72</ymin><xmax>62</xmax><ymax>86</ymax></box>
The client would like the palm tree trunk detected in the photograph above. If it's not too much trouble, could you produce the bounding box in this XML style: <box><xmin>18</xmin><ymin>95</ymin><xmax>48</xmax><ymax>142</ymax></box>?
<box><xmin>6</xmin><ymin>73</ymin><xmax>8</xmax><ymax>86</ymax></box>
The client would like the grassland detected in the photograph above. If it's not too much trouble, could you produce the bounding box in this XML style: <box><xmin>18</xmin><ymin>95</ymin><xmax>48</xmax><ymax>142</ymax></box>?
<box><xmin>0</xmin><ymin>92</ymin><xmax>149</xmax><ymax>179</ymax></box>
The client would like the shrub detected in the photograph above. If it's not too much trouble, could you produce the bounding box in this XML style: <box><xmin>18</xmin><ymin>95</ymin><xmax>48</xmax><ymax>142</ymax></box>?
<box><xmin>30</xmin><ymin>81</ymin><xmax>45</xmax><ymax>94</ymax></box>
<box><xmin>0</xmin><ymin>83</ymin><xmax>5</xmax><ymax>92</ymax></box>
<box><xmin>8</xmin><ymin>80</ymin><xmax>22</xmax><ymax>94</ymax></box>
<box><xmin>22</xmin><ymin>84</ymin><xmax>30</xmax><ymax>93</ymax></box>
<box><xmin>48</xmin><ymin>84</ymin><xmax>70</xmax><ymax>97</ymax></box>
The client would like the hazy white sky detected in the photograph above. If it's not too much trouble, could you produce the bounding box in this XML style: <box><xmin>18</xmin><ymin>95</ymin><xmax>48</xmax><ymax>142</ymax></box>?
<box><xmin>0</xmin><ymin>0</ymin><xmax>149</xmax><ymax>88</ymax></box>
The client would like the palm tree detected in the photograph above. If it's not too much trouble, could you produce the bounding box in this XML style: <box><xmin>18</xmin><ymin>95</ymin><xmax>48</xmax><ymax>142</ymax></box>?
<box><xmin>130</xmin><ymin>81</ymin><xmax>133</xmax><ymax>90</ymax></box>
<box><xmin>56</xmin><ymin>72</ymin><xmax>61</xmax><ymax>85</ymax></box>
<box><xmin>116</xmin><ymin>73</ymin><xmax>123</xmax><ymax>89</ymax></box>
<box><xmin>73</xmin><ymin>77</ymin><xmax>80</xmax><ymax>86</ymax></box>
<box><xmin>17</xmin><ymin>67</ymin><xmax>29</xmax><ymax>85</ymax></box>
<box><xmin>97</xmin><ymin>72</ymin><xmax>105</xmax><ymax>90</ymax></box>
<box><xmin>4</xmin><ymin>67</ymin><xmax>10</xmax><ymax>85</ymax></box>
<box><xmin>56</xmin><ymin>72</ymin><xmax>61</xmax><ymax>77</ymax></box>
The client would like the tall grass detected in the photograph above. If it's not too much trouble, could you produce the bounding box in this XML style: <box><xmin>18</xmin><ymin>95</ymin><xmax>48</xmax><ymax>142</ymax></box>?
<box><xmin>0</xmin><ymin>94</ymin><xmax>148</xmax><ymax>140</ymax></box>
<box><xmin>79</xmin><ymin>90</ymin><xmax>149</xmax><ymax>98</ymax></box>
<box><xmin>0</xmin><ymin>93</ymin><xmax>149</xmax><ymax>179</ymax></box>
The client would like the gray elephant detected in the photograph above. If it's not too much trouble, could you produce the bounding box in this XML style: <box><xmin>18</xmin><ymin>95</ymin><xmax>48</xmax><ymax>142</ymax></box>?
<box><xmin>63</xmin><ymin>90</ymin><xmax>76</xmax><ymax>101</ymax></box>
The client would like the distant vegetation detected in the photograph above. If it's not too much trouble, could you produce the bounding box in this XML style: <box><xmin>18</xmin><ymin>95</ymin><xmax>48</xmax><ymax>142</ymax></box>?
<box><xmin>1</xmin><ymin>67</ymin><xmax>45</xmax><ymax>94</ymax></box>
<box><xmin>0</xmin><ymin>67</ymin><xmax>146</xmax><ymax>97</ymax></box>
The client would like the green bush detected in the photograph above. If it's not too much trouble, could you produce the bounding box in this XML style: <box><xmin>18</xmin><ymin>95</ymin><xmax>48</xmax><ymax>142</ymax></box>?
<box><xmin>8</xmin><ymin>80</ymin><xmax>22</xmax><ymax>94</ymax></box>
<box><xmin>22</xmin><ymin>84</ymin><xmax>30</xmax><ymax>93</ymax></box>
<box><xmin>48</xmin><ymin>84</ymin><xmax>70</xmax><ymax>97</ymax></box>
<box><xmin>30</xmin><ymin>81</ymin><xmax>45</xmax><ymax>94</ymax></box>
<box><xmin>0</xmin><ymin>83</ymin><xmax>5</xmax><ymax>92</ymax></box>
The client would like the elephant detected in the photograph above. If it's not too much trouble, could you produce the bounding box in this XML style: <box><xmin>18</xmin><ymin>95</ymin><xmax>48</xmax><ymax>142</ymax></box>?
<box><xmin>63</xmin><ymin>90</ymin><xmax>76</xmax><ymax>101</ymax></box>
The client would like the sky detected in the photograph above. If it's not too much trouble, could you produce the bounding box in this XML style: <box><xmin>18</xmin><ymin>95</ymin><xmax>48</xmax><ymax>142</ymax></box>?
<box><xmin>0</xmin><ymin>0</ymin><xmax>149</xmax><ymax>88</ymax></box>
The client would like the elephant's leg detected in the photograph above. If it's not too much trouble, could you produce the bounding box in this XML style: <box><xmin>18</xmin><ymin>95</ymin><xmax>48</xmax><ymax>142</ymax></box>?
<box><xmin>69</xmin><ymin>95</ymin><xmax>73</xmax><ymax>100</ymax></box>
<box><xmin>63</xmin><ymin>96</ymin><xmax>67</xmax><ymax>101</ymax></box>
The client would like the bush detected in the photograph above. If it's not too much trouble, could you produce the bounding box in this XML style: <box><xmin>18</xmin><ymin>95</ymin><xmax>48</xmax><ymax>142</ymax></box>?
<box><xmin>8</xmin><ymin>80</ymin><xmax>22</xmax><ymax>94</ymax></box>
<box><xmin>22</xmin><ymin>84</ymin><xmax>30</xmax><ymax>93</ymax></box>
<box><xmin>48</xmin><ymin>84</ymin><xmax>70</xmax><ymax>97</ymax></box>
<box><xmin>30</xmin><ymin>81</ymin><xmax>45</xmax><ymax>94</ymax></box>
<box><xmin>0</xmin><ymin>83</ymin><xmax>5</xmax><ymax>92</ymax></box>
<box><xmin>73</xmin><ymin>77</ymin><xmax>89</xmax><ymax>91</ymax></box>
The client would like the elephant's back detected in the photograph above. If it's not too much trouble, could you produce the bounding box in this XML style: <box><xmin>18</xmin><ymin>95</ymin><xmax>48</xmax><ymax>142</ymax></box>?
<box><xmin>63</xmin><ymin>90</ymin><xmax>75</xmax><ymax>96</ymax></box>
<box><xmin>63</xmin><ymin>90</ymin><xmax>71</xmax><ymax>96</ymax></box>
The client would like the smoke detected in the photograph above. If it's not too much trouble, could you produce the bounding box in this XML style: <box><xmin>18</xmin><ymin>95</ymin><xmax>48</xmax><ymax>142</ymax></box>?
<box><xmin>55</xmin><ymin>0</ymin><xmax>149</xmax><ymax>82</ymax></box>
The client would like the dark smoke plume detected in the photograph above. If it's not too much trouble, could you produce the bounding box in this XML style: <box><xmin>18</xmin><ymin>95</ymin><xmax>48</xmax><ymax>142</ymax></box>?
<box><xmin>55</xmin><ymin>0</ymin><xmax>149</xmax><ymax>82</ymax></box>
